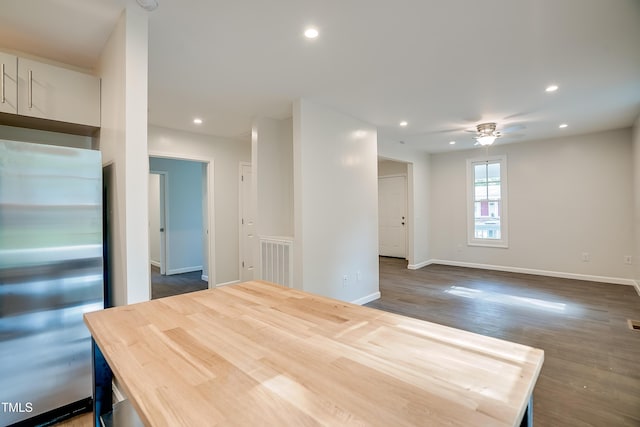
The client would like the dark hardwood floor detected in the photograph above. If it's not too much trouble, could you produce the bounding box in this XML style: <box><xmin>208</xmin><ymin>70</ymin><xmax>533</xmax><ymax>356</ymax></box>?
<box><xmin>367</xmin><ymin>257</ymin><xmax>640</xmax><ymax>427</ymax></box>
<box><xmin>150</xmin><ymin>265</ymin><xmax>208</xmax><ymax>299</ymax></box>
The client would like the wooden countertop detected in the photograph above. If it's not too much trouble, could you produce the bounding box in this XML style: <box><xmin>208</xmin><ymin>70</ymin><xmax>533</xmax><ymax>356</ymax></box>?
<box><xmin>84</xmin><ymin>281</ymin><xmax>544</xmax><ymax>426</ymax></box>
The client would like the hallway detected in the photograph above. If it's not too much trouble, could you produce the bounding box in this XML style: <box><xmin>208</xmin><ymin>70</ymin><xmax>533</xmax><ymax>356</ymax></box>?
<box><xmin>150</xmin><ymin>265</ymin><xmax>207</xmax><ymax>299</ymax></box>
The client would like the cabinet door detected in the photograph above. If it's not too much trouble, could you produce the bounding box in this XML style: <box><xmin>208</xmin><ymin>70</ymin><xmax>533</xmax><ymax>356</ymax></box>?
<box><xmin>0</xmin><ymin>52</ymin><xmax>18</xmax><ymax>114</ymax></box>
<box><xmin>18</xmin><ymin>58</ymin><xmax>100</xmax><ymax>127</ymax></box>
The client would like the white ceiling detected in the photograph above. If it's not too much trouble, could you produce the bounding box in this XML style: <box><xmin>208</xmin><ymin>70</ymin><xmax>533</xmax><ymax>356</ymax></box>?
<box><xmin>0</xmin><ymin>0</ymin><xmax>639</xmax><ymax>152</ymax></box>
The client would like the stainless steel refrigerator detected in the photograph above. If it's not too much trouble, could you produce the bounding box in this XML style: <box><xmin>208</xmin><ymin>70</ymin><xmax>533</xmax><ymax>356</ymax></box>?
<box><xmin>0</xmin><ymin>139</ymin><xmax>103</xmax><ymax>426</ymax></box>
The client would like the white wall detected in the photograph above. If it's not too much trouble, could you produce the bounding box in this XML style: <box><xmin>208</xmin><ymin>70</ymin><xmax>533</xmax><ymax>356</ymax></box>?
<box><xmin>149</xmin><ymin>157</ymin><xmax>204</xmax><ymax>274</ymax></box>
<box><xmin>293</xmin><ymin>99</ymin><xmax>379</xmax><ymax>303</ymax></box>
<box><xmin>378</xmin><ymin>143</ymin><xmax>431</xmax><ymax>268</ymax></box>
<box><xmin>147</xmin><ymin>125</ymin><xmax>251</xmax><ymax>285</ymax></box>
<box><xmin>378</xmin><ymin>159</ymin><xmax>407</xmax><ymax>177</ymax></box>
<box><xmin>632</xmin><ymin>115</ymin><xmax>640</xmax><ymax>287</ymax></box>
<box><xmin>429</xmin><ymin>128</ymin><xmax>634</xmax><ymax>282</ymax></box>
<box><xmin>251</xmin><ymin>117</ymin><xmax>293</xmax><ymax>238</ymax></box>
<box><xmin>97</xmin><ymin>6</ymin><xmax>149</xmax><ymax>306</ymax></box>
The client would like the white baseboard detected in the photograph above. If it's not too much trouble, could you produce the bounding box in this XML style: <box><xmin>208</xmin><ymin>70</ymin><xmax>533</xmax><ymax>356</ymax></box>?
<box><xmin>166</xmin><ymin>265</ymin><xmax>203</xmax><ymax>275</ymax></box>
<box><xmin>150</xmin><ymin>260</ymin><xmax>161</xmax><ymax>268</ymax></box>
<box><xmin>201</xmin><ymin>274</ymin><xmax>208</xmax><ymax>282</ymax></box>
<box><xmin>407</xmin><ymin>260</ymin><xmax>432</xmax><ymax>270</ymax></box>
<box><xmin>216</xmin><ymin>279</ymin><xmax>240</xmax><ymax>288</ymax></box>
<box><xmin>428</xmin><ymin>259</ymin><xmax>637</xmax><ymax>287</ymax></box>
<box><xmin>633</xmin><ymin>280</ymin><xmax>640</xmax><ymax>297</ymax></box>
<box><xmin>351</xmin><ymin>291</ymin><xmax>381</xmax><ymax>305</ymax></box>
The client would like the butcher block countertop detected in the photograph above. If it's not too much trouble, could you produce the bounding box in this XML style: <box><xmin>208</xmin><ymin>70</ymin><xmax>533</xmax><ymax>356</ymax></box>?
<box><xmin>84</xmin><ymin>280</ymin><xmax>544</xmax><ymax>427</ymax></box>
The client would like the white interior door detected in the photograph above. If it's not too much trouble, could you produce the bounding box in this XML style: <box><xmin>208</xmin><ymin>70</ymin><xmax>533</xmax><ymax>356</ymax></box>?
<box><xmin>148</xmin><ymin>171</ymin><xmax>167</xmax><ymax>275</ymax></box>
<box><xmin>378</xmin><ymin>175</ymin><xmax>407</xmax><ymax>258</ymax></box>
<box><xmin>240</xmin><ymin>163</ymin><xmax>255</xmax><ymax>281</ymax></box>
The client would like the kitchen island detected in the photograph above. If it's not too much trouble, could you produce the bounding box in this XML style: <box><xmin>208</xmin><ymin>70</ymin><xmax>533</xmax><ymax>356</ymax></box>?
<box><xmin>84</xmin><ymin>280</ymin><xmax>543</xmax><ymax>426</ymax></box>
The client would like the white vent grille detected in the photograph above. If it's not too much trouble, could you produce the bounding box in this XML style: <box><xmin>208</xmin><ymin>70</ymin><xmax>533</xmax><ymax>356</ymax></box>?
<box><xmin>259</xmin><ymin>237</ymin><xmax>293</xmax><ymax>288</ymax></box>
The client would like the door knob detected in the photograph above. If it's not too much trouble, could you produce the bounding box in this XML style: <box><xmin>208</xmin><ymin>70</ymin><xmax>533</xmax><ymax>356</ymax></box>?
<box><xmin>160</xmin><ymin>228</ymin><xmax>165</xmax><ymax>232</ymax></box>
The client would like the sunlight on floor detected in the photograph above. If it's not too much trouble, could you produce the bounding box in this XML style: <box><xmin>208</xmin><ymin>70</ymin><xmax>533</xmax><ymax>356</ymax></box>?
<box><xmin>444</xmin><ymin>286</ymin><xmax>567</xmax><ymax>312</ymax></box>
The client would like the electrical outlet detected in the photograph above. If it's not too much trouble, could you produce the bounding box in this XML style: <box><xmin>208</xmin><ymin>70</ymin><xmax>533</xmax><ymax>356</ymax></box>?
<box><xmin>357</xmin><ymin>271</ymin><xmax>362</xmax><ymax>281</ymax></box>
<box><xmin>581</xmin><ymin>252</ymin><xmax>590</xmax><ymax>262</ymax></box>
<box><xmin>343</xmin><ymin>275</ymin><xmax>348</xmax><ymax>287</ymax></box>
<box><xmin>624</xmin><ymin>255</ymin><xmax>632</xmax><ymax>265</ymax></box>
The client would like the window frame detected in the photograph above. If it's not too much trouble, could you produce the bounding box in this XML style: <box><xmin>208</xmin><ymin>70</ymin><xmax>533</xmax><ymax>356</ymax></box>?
<box><xmin>466</xmin><ymin>155</ymin><xmax>508</xmax><ymax>248</ymax></box>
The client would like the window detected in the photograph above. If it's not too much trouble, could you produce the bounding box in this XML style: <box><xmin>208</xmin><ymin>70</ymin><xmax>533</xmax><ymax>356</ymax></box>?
<box><xmin>467</xmin><ymin>155</ymin><xmax>508</xmax><ymax>248</ymax></box>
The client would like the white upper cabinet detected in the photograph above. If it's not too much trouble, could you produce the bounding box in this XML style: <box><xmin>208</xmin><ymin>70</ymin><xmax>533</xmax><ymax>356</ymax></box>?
<box><xmin>17</xmin><ymin>57</ymin><xmax>100</xmax><ymax>127</ymax></box>
<box><xmin>0</xmin><ymin>52</ymin><xmax>18</xmax><ymax>115</ymax></box>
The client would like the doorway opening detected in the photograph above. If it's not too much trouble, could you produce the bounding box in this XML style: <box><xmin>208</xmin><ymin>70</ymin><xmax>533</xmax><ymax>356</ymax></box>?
<box><xmin>378</xmin><ymin>158</ymin><xmax>409</xmax><ymax>260</ymax></box>
<box><xmin>148</xmin><ymin>155</ymin><xmax>212</xmax><ymax>299</ymax></box>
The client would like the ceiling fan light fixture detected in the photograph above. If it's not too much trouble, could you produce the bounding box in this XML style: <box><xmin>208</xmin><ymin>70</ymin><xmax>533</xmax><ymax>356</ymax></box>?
<box><xmin>474</xmin><ymin>122</ymin><xmax>498</xmax><ymax>145</ymax></box>
<box><xmin>476</xmin><ymin>135</ymin><xmax>497</xmax><ymax>146</ymax></box>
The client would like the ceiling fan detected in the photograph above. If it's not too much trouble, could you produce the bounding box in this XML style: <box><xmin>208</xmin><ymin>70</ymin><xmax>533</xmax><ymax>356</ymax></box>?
<box><xmin>469</xmin><ymin>122</ymin><xmax>525</xmax><ymax>146</ymax></box>
<box><xmin>136</xmin><ymin>0</ymin><xmax>159</xmax><ymax>11</ymax></box>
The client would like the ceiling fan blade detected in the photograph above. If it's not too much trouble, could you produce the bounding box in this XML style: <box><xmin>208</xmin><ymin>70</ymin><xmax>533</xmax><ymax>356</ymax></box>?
<box><xmin>433</xmin><ymin>127</ymin><xmax>467</xmax><ymax>134</ymax></box>
<box><xmin>500</xmin><ymin>123</ymin><xmax>526</xmax><ymax>133</ymax></box>
<box><xmin>412</xmin><ymin>126</ymin><xmax>469</xmax><ymax>137</ymax></box>
<box><xmin>500</xmin><ymin>132</ymin><xmax>525</xmax><ymax>139</ymax></box>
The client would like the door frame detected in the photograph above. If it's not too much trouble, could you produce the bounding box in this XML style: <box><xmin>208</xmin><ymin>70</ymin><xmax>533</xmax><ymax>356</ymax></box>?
<box><xmin>238</xmin><ymin>161</ymin><xmax>252</xmax><ymax>282</ymax></box>
<box><xmin>149</xmin><ymin>170</ymin><xmax>168</xmax><ymax>275</ymax></box>
<box><xmin>378</xmin><ymin>173</ymin><xmax>408</xmax><ymax>259</ymax></box>
<box><xmin>378</xmin><ymin>155</ymin><xmax>416</xmax><ymax>267</ymax></box>
<box><xmin>148</xmin><ymin>151</ymin><xmax>215</xmax><ymax>290</ymax></box>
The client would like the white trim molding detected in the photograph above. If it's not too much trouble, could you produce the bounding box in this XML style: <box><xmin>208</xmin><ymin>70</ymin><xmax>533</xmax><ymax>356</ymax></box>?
<box><xmin>216</xmin><ymin>279</ymin><xmax>241</xmax><ymax>288</ymax></box>
<box><xmin>166</xmin><ymin>265</ymin><xmax>203</xmax><ymax>275</ymax></box>
<box><xmin>408</xmin><ymin>260</ymin><xmax>432</xmax><ymax>270</ymax></box>
<box><xmin>633</xmin><ymin>280</ymin><xmax>640</xmax><ymax>297</ymax></box>
<box><xmin>428</xmin><ymin>259</ymin><xmax>637</xmax><ymax>287</ymax></box>
<box><xmin>351</xmin><ymin>292</ymin><xmax>381</xmax><ymax>305</ymax></box>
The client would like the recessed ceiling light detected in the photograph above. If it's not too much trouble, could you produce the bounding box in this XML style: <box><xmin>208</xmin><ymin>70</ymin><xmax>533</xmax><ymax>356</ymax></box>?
<box><xmin>545</xmin><ymin>85</ymin><xmax>559</xmax><ymax>92</ymax></box>
<box><xmin>193</xmin><ymin>118</ymin><xmax>203</xmax><ymax>124</ymax></box>
<box><xmin>399</xmin><ymin>121</ymin><xmax>408</xmax><ymax>127</ymax></box>
<box><xmin>449</xmin><ymin>141</ymin><xmax>456</xmax><ymax>145</ymax></box>
<box><xmin>559</xmin><ymin>123</ymin><xmax>568</xmax><ymax>128</ymax></box>
<box><xmin>304</xmin><ymin>27</ymin><xmax>319</xmax><ymax>39</ymax></box>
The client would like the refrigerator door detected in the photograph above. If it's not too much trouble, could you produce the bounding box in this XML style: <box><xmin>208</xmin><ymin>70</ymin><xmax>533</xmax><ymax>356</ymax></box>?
<box><xmin>0</xmin><ymin>139</ymin><xmax>103</xmax><ymax>425</ymax></box>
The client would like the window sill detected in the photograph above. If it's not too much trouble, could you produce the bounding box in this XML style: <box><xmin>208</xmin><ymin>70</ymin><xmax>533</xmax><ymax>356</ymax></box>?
<box><xmin>467</xmin><ymin>241</ymin><xmax>509</xmax><ymax>249</ymax></box>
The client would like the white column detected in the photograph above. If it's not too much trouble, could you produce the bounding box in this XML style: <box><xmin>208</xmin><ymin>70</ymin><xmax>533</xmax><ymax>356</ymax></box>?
<box><xmin>98</xmin><ymin>5</ymin><xmax>150</xmax><ymax>305</ymax></box>
<box><xmin>293</xmin><ymin>99</ymin><xmax>380</xmax><ymax>304</ymax></box>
